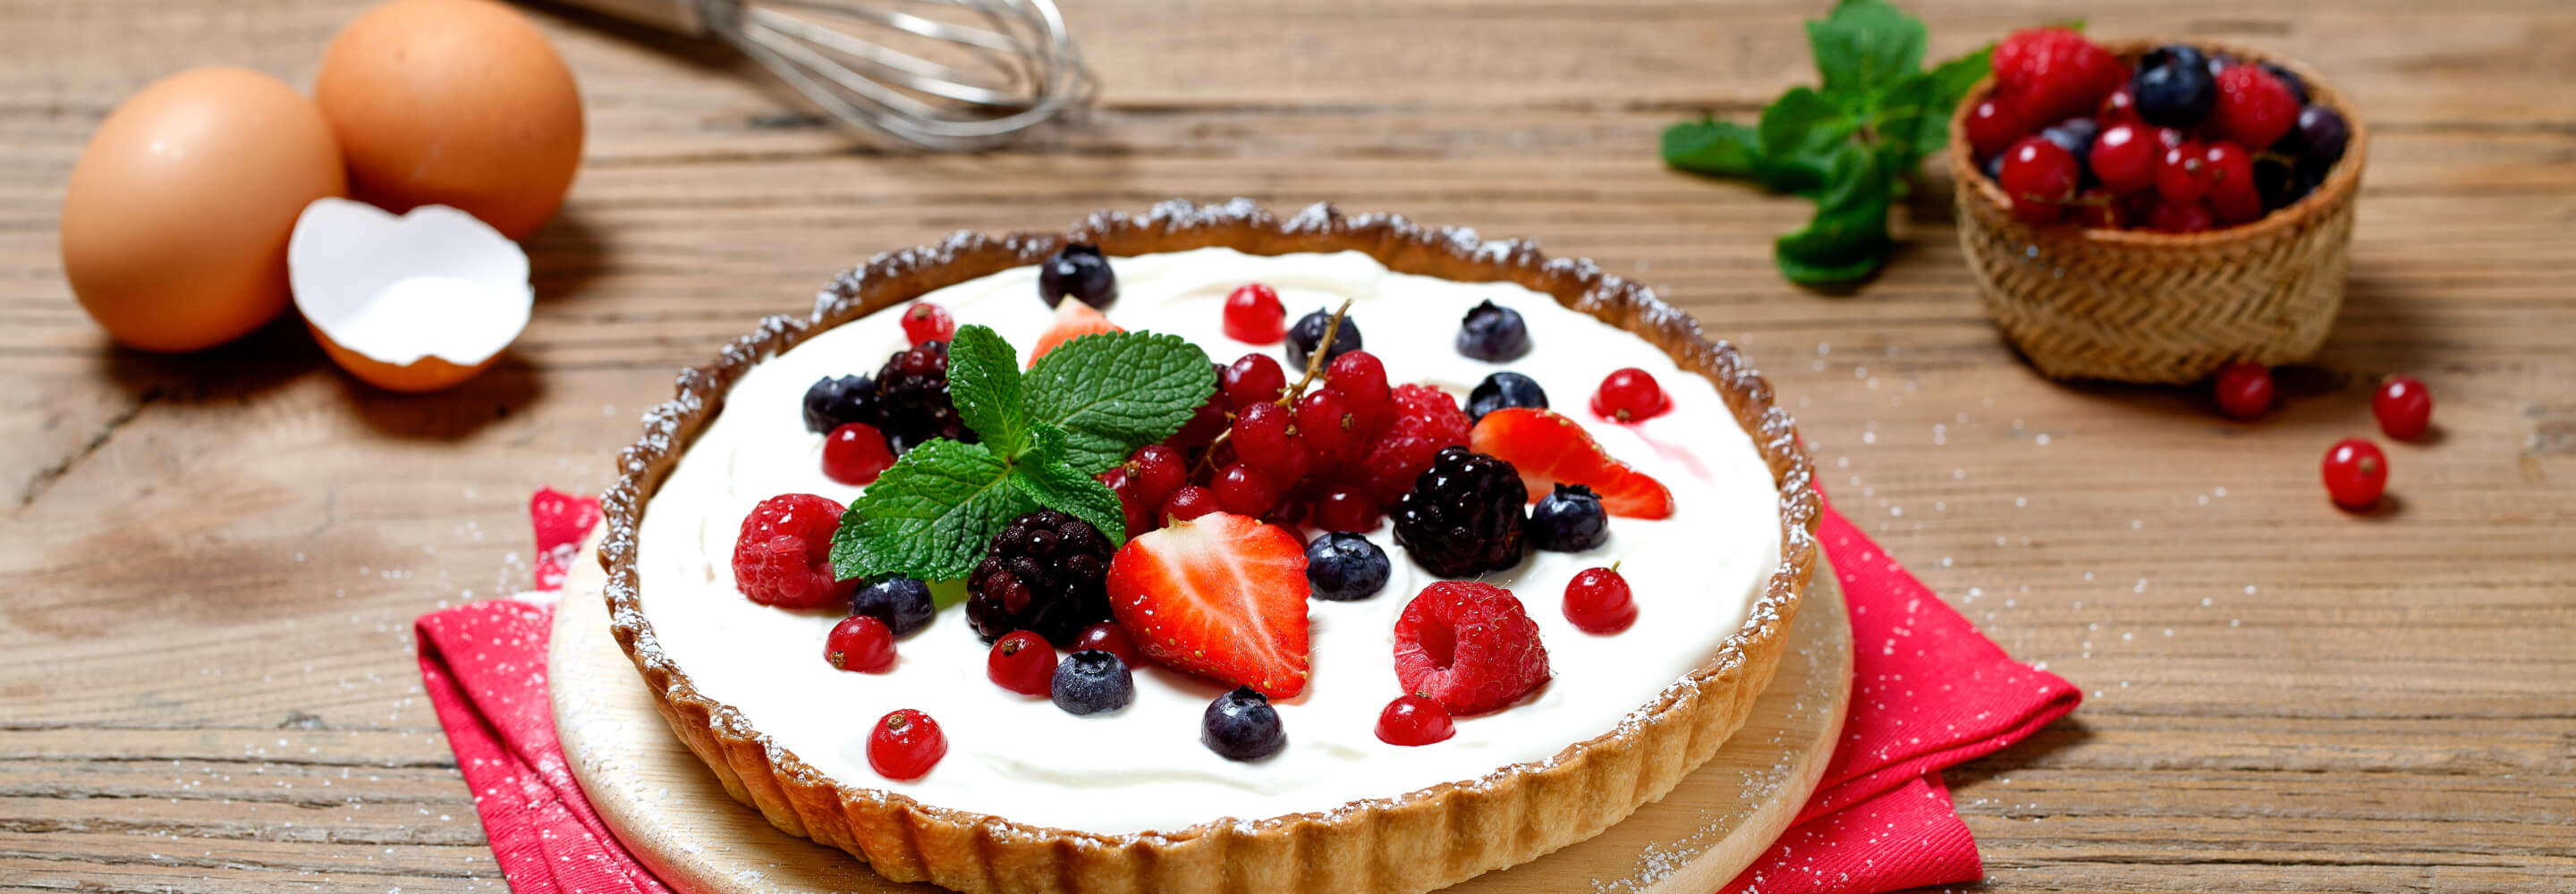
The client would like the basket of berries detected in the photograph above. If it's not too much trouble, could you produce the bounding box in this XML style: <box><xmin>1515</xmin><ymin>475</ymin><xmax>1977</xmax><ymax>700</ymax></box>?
<box><xmin>1950</xmin><ymin>30</ymin><xmax>2365</xmax><ymax>384</ymax></box>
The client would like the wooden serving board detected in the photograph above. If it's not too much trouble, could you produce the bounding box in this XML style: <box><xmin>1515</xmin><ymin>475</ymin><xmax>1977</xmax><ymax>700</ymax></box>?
<box><xmin>550</xmin><ymin>554</ymin><xmax>1850</xmax><ymax>894</ymax></box>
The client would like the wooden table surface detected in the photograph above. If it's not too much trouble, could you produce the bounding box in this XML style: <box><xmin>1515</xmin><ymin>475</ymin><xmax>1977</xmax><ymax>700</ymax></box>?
<box><xmin>4</xmin><ymin>2</ymin><xmax>2572</xmax><ymax>892</ymax></box>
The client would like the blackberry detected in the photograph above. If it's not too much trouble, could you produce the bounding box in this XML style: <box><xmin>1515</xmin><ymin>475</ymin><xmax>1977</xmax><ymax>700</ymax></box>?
<box><xmin>965</xmin><ymin>510</ymin><xmax>1114</xmax><ymax>646</ymax></box>
<box><xmin>1466</xmin><ymin>372</ymin><xmax>1547</xmax><ymax>424</ymax></box>
<box><xmin>873</xmin><ymin>341</ymin><xmax>973</xmax><ymax>454</ymax></box>
<box><xmin>802</xmin><ymin>375</ymin><xmax>878</xmax><ymax>434</ymax></box>
<box><xmin>1391</xmin><ymin>446</ymin><xmax>1528</xmax><ymax>578</ymax></box>
<box><xmin>1453</xmin><ymin>299</ymin><xmax>1530</xmax><ymax>362</ymax></box>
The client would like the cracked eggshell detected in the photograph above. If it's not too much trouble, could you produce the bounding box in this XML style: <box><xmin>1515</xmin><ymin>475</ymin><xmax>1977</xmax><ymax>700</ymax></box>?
<box><xmin>289</xmin><ymin>198</ymin><xmax>531</xmax><ymax>392</ymax></box>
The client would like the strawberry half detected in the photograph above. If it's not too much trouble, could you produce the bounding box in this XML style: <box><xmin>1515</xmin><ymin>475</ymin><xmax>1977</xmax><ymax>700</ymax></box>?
<box><xmin>1106</xmin><ymin>512</ymin><xmax>1311</xmax><ymax>698</ymax></box>
<box><xmin>1028</xmin><ymin>300</ymin><xmax>1123</xmax><ymax>366</ymax></box>
<box><xmin>1468</xmin><ymin>407</ymin><xmax>1674</xmax><ymax>519</ymax></box>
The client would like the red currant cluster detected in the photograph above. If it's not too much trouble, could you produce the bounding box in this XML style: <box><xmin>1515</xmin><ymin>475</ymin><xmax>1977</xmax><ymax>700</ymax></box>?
<box><xmin>2212</xmin><ymin>363</ymin><xmax>2434</xmax><ymax>511</ymax></box>
<box><xmin>1969</xmin><ymin>30</ymin><xmax>2351</xmax><ymax>232</ymax></box>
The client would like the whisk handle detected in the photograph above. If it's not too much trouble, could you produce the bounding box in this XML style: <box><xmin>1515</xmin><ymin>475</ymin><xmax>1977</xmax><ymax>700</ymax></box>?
<box><xmin>551</xmin><ymin>0</ymin><xmax>711</xmax><ymax>36</ymax></box>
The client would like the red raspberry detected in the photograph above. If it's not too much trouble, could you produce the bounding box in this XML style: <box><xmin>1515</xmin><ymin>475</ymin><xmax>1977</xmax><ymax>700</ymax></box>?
<box><xmin>1393</xmin><ymin>581</ymin><xmax>1551</xmax><ymax>715</ymax></box>
<box><xmin>1962</xmin><ymin>96</ymin><xmax>2025</xmax><ymax>158</ymax></box>
<box><xmin>1355</xmin><ymin>384</ymin><xmax>1471</xmax><ymax>505</ymax></box>
<box><xmin>2213</xmin><ymin>64</ymin><xmax>2300</xmax><ymax>150</ymax></box>
<box><xmin>1993</xmin><ymin>28</ymin><xmax>2127</xmax><ymax>125</ymax></box>
<box><xmin>1222</xmin><ymin>283</ymin><xmax>1287</xmax><ymax>344</ymax></box>
<box><xmin>900</xmin><ymin>302</ymin><xmax>955</xmax><ymax>345</ymax></box>
<box><xmin>731</xmin><ymin>493</ymin><xmax>854</xmax><ymax>608</ymax></box>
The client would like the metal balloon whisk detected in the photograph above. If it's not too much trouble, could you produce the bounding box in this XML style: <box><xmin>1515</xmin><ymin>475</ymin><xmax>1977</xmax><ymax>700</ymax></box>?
<box><xmin>559</xmin><ymin>0</ymin><xmax>1094</xmax><ymax>150</ymax></box>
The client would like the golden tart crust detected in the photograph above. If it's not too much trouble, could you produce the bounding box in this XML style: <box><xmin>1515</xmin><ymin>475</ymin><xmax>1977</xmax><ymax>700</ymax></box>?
<box><xmin>596</xmin><ymin>199</ymin><xmax>1819</xmax><ymax>894</ymax></box>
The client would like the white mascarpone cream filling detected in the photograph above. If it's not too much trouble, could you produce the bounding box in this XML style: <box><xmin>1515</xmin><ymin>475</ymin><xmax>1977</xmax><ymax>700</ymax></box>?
<box><xmin>637</xmin><ymin>248</ymin><xmax>1782</xmax><ymax>835</ymax></box>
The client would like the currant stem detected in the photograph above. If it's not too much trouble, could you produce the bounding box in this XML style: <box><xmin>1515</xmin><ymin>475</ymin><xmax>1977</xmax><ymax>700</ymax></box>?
<box><xmin>1192</xmin><ymin>298</ymin><xmax>1355</xmax><ymax>476</ymax></box>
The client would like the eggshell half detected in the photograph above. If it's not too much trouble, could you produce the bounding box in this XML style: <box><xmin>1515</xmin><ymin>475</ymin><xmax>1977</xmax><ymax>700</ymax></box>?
<box><xmin>289</xmin><ymin>198</ymin><xmax>532</xmax><ymax>392</ymax></box>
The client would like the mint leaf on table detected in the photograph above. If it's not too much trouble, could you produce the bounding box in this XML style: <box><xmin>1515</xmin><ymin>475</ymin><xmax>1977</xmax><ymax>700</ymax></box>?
<box><xmin>1013</xmin><ymin>427</ymin><xmax>1128</xmax><ymax>547</ymax></box>
<box><xmin>945</xmin><ymin>325</ymin><xmax>1030</xmax><ymax>457</ymax></box>
<box><xmin>1659</xmin><ymin>0</ymin><xmax>1989</xmax><ymax>287</ymax></box>
<box><xmin>1021</xmin><ymin>331</ymin><xmax>1216</xmax><ymax>474</ymax></box>
<box><xmin>832</xmin><ymin>438</ymin><xmax>1032</xmax><ymax>582</ymax></box>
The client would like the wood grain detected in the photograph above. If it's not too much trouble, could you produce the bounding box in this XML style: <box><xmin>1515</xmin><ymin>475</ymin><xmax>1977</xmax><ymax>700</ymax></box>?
<box><xmin>1</xmin><ymin>1</ymin><xmax>2571</xmax><ymax>892</ymax></box>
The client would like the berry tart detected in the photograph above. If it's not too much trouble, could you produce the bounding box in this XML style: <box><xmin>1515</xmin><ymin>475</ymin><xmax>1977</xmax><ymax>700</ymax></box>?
<box><xmin>597</xmin><ymin>200</ymin><xmax>1818</xmax><ymax>894</ymax></box>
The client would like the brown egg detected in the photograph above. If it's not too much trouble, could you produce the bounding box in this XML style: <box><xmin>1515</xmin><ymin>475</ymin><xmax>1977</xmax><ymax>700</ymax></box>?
<box><xmin>314</xmin><ymin>0</ymin><xmax>585</xmax><ymax>240</ymax></box>
<box><xmin>59</xmin><ymin>67</ymin><xmax>348</xmax><ymax>353</ymax></box>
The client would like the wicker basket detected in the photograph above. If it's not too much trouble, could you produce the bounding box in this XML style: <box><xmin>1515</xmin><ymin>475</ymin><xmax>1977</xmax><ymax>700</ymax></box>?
<box><xmin>1949</xmin><ymin>39</ymin><xmax>2368</xmax><ymax>384</ymax></box>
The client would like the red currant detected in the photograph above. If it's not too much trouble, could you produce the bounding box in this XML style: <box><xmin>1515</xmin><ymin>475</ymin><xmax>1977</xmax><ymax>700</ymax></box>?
<box><xmin>1261</xmin><ymin>437</ymin><xmax>1315</xmax><ymax>489</ymax></box>
<box><xmin>1590</xmin><ymin>368</ymin><xmax>1670</xmax><ymax>423</ymax></box>
<box><xmin>1103</xmin><ymin>466</ymin><xmax>1152</xmax><ymax>536</ymax></box>
<box><xmin>1073</xmin><ymin>621</ymin><xmax>1142</xmax><ymax>668</ymax></box>
<box><xmin>2148</xmin><ymin>198</ymin><xmax>2216</xmax><ymax>234</ymax></box>
<box><xmin>900</xmin><ymin>302</ymin><xmax>955</xmax><ymax>345</ymax></box>
<box><xmin>1174</xmin><ymin>382</ymin><xmax>1229</xmax><ymax>446</ymax></box>
<box><xmin>2156</xmin><ymin>139</ymin><xmax>2212</xmax><ymax>204</ymax></box>
<box><xmin>1314</xmin><ymin>484</ymin><xmax>1382</xmax><ymax>533</ymax></box>
<box><xmin>1161</xmin><ymin>485</ymin><xmax>1218</xmax><ymax>523</ymax></box>
<box><xmin>822</xmin><ymin>422</ymin><xmax>895</xmax><ymax>485</ymax></box>
<box><xmin>1230</xmin><ymin>401</ymin><xmax>1297</xmax><ymax>467</ymax></box>
<box><xmin>1998</xmin><ymin>136</ymin><xmax>2078</xmax><ymax>224</ymax></box>
<box><xmin>1125</xmin><ymin>444</ymin><xmax>1187</xmax><ymax>507</ymax></box>
<box><xmin>2321</xmin><ymin>438</ymin><xmax>2388</xmax><ymax>510</ymax></box>
<box><xmin>2213</xmin><ymin>361</ymin><xmax>2275</xmax><ymax>419</ymax></box>
<box><xmin>1374</xmin><ymin>694</ymin><xmax>1456</xmax><ymax>746</ymax></box>
<box><xmin>2373</xmin><ymin>376</ymin><xmax>2433</xmax><ymax>441</ymax></box>
<box><xmin>825</xmin><ymin>616</ymin><xmax>896</xmax><ymax>672</ymax></box>
<box><xmin>1963</xmin><ymin>97</ymin><xmax>2025</xmax><ymax>157</ymax></box>
<box><xmin>1214</xmin><ymin>462</ymin><xmax>1280</xmax><ymax>516</ymax></box>
<box><xmin>1326</xmin><ymin>350</ymin><xmax>1393</xmax><ymax>434</ymax></box>
<box><xmin>2072</xmin><ymin>190</ymin><xmax>2124</xmax><ymax>229</ymax></box>
<box><xmin>868</xmin><ymin>709</ymin><xmax>945</xmax><ymax>780</ymax></box>
<box><xmin>2202</xmin><ymin>141</ymin><xmax>2261</xmax><ymax>224</ymax></box>
<box><xmin>1563</xmin><ymin>565</ymin><xmax>1637</xmax><ymax>634</ymax></box>
<box><xmin>1222</xmin><ymin>283</ymin><xmax>1287</xmax><ymax>344</ymax></box>
<box><xmin>2088</xmin><ymin>122</ymin><xmax>2157</xmax><ymax>195</ymax></box>
<box><xmin>1296</xmin><ymin>387</ymin><xmax>1361</xmax><ymax>460</ymax></box>
<box><xmin>987</xmin><ymin>630</ymin><xmax>1057</xmax><ymax>696</ymax></box>
<box><xmin>1222</xmin><ymin>353</ymin><xmax>1287</xmax><ymax>408</ymax></box>
<box><xmin>2097</xmin><ymin>84</ymin><xmax>2138</xmax><ymax>123</ymax></box>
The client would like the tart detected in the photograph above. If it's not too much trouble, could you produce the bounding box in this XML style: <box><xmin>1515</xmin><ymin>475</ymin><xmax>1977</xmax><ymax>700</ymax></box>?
<box><xmin>597</xmin><ymin>199</ymin><xmax>1819</xmax><ymax>894</ymax></box>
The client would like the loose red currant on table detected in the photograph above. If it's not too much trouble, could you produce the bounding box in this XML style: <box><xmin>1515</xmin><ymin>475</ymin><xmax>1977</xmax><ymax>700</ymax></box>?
<box><xmin>2201</xmin><ymin>142</ymin><xmax>2262</xmax><ymax>224</ymax></box>
<box><xmin>825</xmin><ymin>615</ymin><xmax>896</xmax><ymax>672</ymax></box>
<box><xmin>2321</xmin><ymin>438</ymin><xmax>2389</xmax><ymax>510</ymax></box>
<box><xmin>1963</xmin><ymin>96</ymin><xmax>2025</xmax><ymax>157</ymax></box>
<box><xmin>2373</xmin><ymin>376</ymin><xmax>2434</xmax><ymax>440</ymax></box>
<box><xmin>868</xmin><ymin>709</ymin><xmax>945</xmax><ymax>780</ymax></box>
<box><xmin>1074</xmin><ymin>620</ymin><xmax>1143</xmax><ymax>667</ymax></box>
<box><xmin>1590</xmin><ymin>368</ymin><xmax>1670</xmax><ymax>423</ymax></box>
<box><xmin>1314</xmin><ymin>485</ymin><xmax>1383</xmax><ymax>533</ymax></box>
<box><xmin>1214</xmin><ymin>462</ymin><xmax>1281</xmax><ymax>516</ymax></box>
<box><xmin>1161</xmin><ymin>485</ymin><xmax>1219</xmax><ymax>523</ymax></box>
<box><xmin>1375</xmin><ymin>694</ymin><xmax>1456</xmax><ymax>746</ymax></box>
<box><xmin>1998</xmin><ymin>136</ymin><xmax>2079</xmax><ymax>224</ymax></box>
<box><xmin>1222</xmin><ymin>283</ymin><xmax>1287</xmax><ymax>344</ymax></box>
<box><xmin>1563</xmin><ymin>565</ymin><xmax>1637</xmax><ymax>634</ymax></box>
<box><xmin>987</xmin><ymin>630</ymin><xmax>1057</xmax><ymax>696</ymax></box>
<box><xmin>1223</xmin><ymin>352</ymin><xmax>1287</xmax><ymax>408</ymax></box>
<box><xmin>900</xmin><ymin>302</ymin><xmax>955</xmax><ymax>344</ymax></box>
<box><xmin>822</xmin><ymin>422</ymin><xmax>895</xmax><ymax>485</ymax></box>
<box><xmin>2156</xmin><ymin>139</ymin><xmax>2212</xmax><ymax>204</ymax></box>
<box><xmin>2213</xmin><ymin>361</ymin><xmax>2275</xmax><ymax>419</ymax></box>
<box><xmin>2088</xmin><ymin>122</ymin><xmax>2158</xmax><ymax>194</ymax></box>
<box><xmin>731</xmin><ymin>493</ymin><xmax>855</xmax><ymax>608</ymax></box>
<box><xmin>2148</xmin><ymin>198</ymin><xmax>2216</xmax><ymax>234</ymax></box>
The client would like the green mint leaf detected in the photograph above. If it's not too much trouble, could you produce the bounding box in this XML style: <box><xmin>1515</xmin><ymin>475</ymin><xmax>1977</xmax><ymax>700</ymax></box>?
<box><xmin>945</xmin><ymin>325</ymin><xmax>1031</xmax><ymax>457</ymax></box>
<box><xmin>1775</xmin><ymin>147</ymin><xmax>1894</xmax><ymax>285</ymax></box>
<box><xmin>1755</xmin><ymin>87</ymin><xmax>1858</xmax><ymax>194</ymax></box>
<box><xmin>1015</xmin><ymin>428</ymin><xmax>1129</xmax><ymax>544</ymax></box>
<box><xmin>831</xmin><ymin>439</ymin><xmax>1034</xmax><ymax>582</ymax></box>
<box><xmin>1869</xmin><ymin>72</ymin><xmax>1948</xmax><ymax>168</ymax></box>
<box><xmin>1021</xmin><ymin>331</ymin><xmax>1216</xmax><ymax>473</ymax></box>
<box><xmin>1807</xmin><ymin>0</ymin><xmax>1926</xmax><ymax>96</ymax></box>
<box><xmin>1776</xmin><ymin>247</ymin><xmax>1889</xmax><ymax>285</ymax></box>
<box><xmin>1662</xmin><ymin>119</ymin><xmax>1765</xmax><ymax>177</ymax></box>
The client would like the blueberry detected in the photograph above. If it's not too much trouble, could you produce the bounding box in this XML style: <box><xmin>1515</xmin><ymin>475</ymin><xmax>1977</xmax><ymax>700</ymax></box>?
<box><xmin>1284</xmin><ymin>309</ymin><xmax>1362</xmax><ymax>370</ymax></box>
<box><xmin>851</xmin><ymin>576</ymin><xmax>935</xmax><ymax>637</ymax></box>
<box><xmin>1981</xmin><ymin>151</ymin><xmax>2005</xmax><ymax>183</ymax></box>
<box><xmin>1038</xmin><ymin>243</ymin><xmax>1117</xmax><ymax>309</ymax></box>
<box><xmin>1050</xmin><ymin>650</ymin><xmax>1135</xmax><ymax>715</ymax></box>
<box><xmin>1305</xmin><ymin>532</ymin><xmax>1391</xmax><ymax>601</ymax></box>
<box><xmin>2131</xmin><ymin>46</ymin><xmax>2216</xmax><ymax>129</ymax></box>
<box><xmin>1528</xmin><ymin>484</ymin><xmax>1608</xmax><ymax>552</ymax></box>
<box><xmin>801</xmin><ymin>375</ymin><xmax>877</xmax><ymax>434</ymax></box>
<box><xmin>2260</xmin><ymin>62</ymin><xmax>2310</xmax><ymax>105</ymax></box>
<box><xmin>1453</xmin><ymin>299</ymin><xmax>1530</xmax><ymax>361</ymax></box>
<box><xmin>1466</xmin><ymin>372</ymin><xmax>1548</xmax><ymax>424</ymax></box>
<box><xmin>1201</xmin><ymin>686</ymin><xmax>1285</xmax><ymax>761</ymax></box>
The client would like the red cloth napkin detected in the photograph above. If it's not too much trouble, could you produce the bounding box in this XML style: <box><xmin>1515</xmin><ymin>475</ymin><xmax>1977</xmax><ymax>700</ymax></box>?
<box><xmin>417</xmin><ymin>491</ymin><xmax>2074</xmax><ymax>894</ymax></box>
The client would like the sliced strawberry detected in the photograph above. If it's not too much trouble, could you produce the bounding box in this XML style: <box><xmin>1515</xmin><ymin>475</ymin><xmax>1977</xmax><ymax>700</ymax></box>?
<box><xmin>1028</xmin><ymin>300</ymin><xmax>1123</xmax><ymax>366</ymax></box>
<box><xmin>1468</xmin><ymin>407</ymin><xmax>1674</xmax><ymax>519</ymax></box>
<box><xmin>1106</xmin><ymin>513</ymin><xmax>1310</xmax><ymax>698</ymax></box>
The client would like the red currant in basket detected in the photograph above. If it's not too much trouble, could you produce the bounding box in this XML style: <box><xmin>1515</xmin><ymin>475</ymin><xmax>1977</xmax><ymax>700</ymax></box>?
<box><xmin>1963</xmin><ymin>96</ymin><xmax>2025</xmax><ymax>157</ymax></box>
<box><xmin>825</xmin><ymin>616</ymin><xmax>896</xmax><ymax>672</ymax></box>
<box><xmin>2202</xmin><ymin>141</ymin><xmax>2263</xmax><ymax>224</ymax></box>
<box><xmin>987</xmin><ymin>630</ymin><xmax>1058</xmax><ymax>696</ymax></box>
<box><xmin>2373</xmin><ymin>376</ymin><xmax>2434</xmax><ymax>441</ymax></box>
<box><xmin>2098</xmin><ymin>84</ymin><xmax>2139</xmax><ymax>123</ymax></box>
<box><xmin>1591</xmin><ymin>367</ymin><xmax>1670</xmax><ymax>423</ymax></box>
<box><xmin>2156</xmin><ymin>139</ymin><xmax>2212</xmax><ymax>204</ymax></box>
<box><xmin>1999</xmin><ymin>136</ymin><xmax>2079</xmax><ymax>224</ymax></box>
<box><xmin>2088</xmin><ymin>122</ymin><xmax>2158</xmax><ymax>194</ymax></box>
<box><xmin>868</xmin><ymin>709</ymin><xmax>946</xmax><ymax>780</ymax></box>
<box><xmin>1375</xmin><ymin>694</ymin><xmax>1456</xmax><ymax>746</ymax></box>
<box><xmin>1563</xmin><ymin>565</ymin><xmax>1638</xmax><ymax>634</ymax></box>
<box><xmin>900</xmin><ymin>302</ymin><xmax>955</xmax><ymax>345</ymax></box>
<box><xmin>1223</xmin><ymin>283</ymin><xmax>1287</xmax><ymax>344</ymax></box>
<box><xmin>822</xmin><ymin>422</ymin><xmax>895</xmax><ymax>485</ymax></box>
<box><xmin>2321</xmin><ymin>438</ymin><xmax>2388</xmax><ymax>510</ymax></box>
<box><xmin>2213</xmin><ymin>361</ymin><xmax>2275</xmax><ymax>419</ymax></box>
<box><xmin>2148</xmin><ymin>198</ymin><xmax>2216</xmax><ymax>234</ymax></box>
